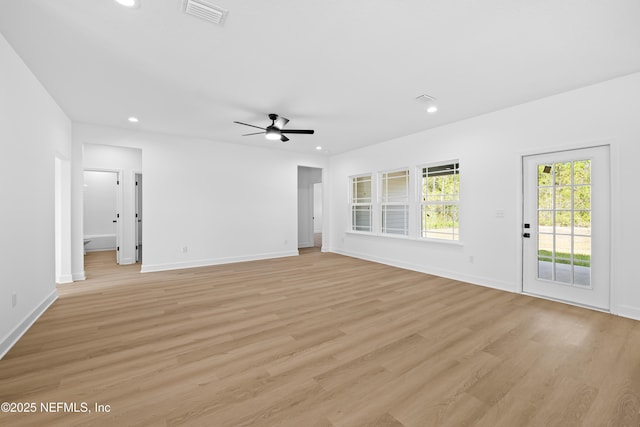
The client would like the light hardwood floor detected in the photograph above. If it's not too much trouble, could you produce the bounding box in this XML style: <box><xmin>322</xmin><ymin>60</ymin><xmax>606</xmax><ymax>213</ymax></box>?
<box><xmin>1</xmin><ymin>249</ymin><xmax>639</xmax><ymax>426</ymax></box>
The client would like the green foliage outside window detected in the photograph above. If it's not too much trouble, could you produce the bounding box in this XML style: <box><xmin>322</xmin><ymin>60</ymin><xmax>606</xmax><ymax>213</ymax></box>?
<box><xmin>421</xmin><ymin>163</ymin><xmax>459</xmax><ymax>237</ymax></box>
<box><xmin>537</xmin><ymin>160</ymin><xmax>591</xmax><ymax>228</ymax></box>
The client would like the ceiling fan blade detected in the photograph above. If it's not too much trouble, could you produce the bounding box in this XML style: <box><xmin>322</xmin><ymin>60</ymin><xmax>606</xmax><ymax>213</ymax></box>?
<box><xmin>280</xmin><ymin>135</ymin><xmax>290</xmax><ymax>142</ymax></box>
<box><xmin>274</xmin><ymin>116</ymin><xmax>289</xmax><ymax>129</ymax></box>
<box><xmin>233</xmin><ymin>121</ymin><xmax>265</xmax><ymax>131</ymax></box>
<box><xmin>242</xmin><ymin>131</ymin><xmax>265</xmax><ymax>136</ymax></box>
<box><xmin>281</xmin><ymin>129</ymin><xmax>314</xmax><ymax>134</ymax></box>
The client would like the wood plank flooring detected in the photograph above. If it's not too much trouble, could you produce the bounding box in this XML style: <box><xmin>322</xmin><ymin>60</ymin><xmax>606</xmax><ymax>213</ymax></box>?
<box><xmin>1</xmin><ymin>249</ymin><xmax>640</xmax><ymax>426</ymax></box>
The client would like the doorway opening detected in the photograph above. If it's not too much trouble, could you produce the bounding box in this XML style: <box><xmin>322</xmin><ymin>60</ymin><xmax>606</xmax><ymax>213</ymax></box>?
<box><xmin>313</xmin><ymin>182</ymin><xmax>323</xmax><ymax>248</ymax></box>
<box><xmin>83</xmin><ymin>170</ymin><xmax>121</xmax><ymax>265</ymax></box>
<box><xmin>297</xmin><ymin>166</ymin><xmax>323</xmax><ymax>251</ymax></box>
<box><xmin>135</xmin><ymin>173</ymin><xmax>143</xmax><ymax>263</ymax></box>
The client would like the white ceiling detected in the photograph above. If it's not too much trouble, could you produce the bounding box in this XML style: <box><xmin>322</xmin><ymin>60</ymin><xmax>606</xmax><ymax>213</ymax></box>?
<box><xmin>1</xmin><ymin>0</ymin><xmax>640</xmax><ymax>154</ymax></box>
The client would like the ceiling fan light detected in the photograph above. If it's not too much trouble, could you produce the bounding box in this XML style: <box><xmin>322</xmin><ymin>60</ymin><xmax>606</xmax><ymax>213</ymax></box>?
<box><xmin>265</xmin><ymin>128</ymin><xmax>281</xmax><ymax>140</ymax></box>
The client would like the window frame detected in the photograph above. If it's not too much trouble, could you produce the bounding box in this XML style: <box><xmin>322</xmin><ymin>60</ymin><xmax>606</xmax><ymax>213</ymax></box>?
<box><xmin>349</xmin><ymin>173</ymin><xmax>373</xmax><ymax>233</ymax></box>
<box><xmin>379</xmin><ymin>168</ymin><xmax>410</xmax><ymax>236</ymax></box>
<box><xmin>418</xmin><ymin>161</ymin><xmax>460</xmax><ymax>241</ymax></box>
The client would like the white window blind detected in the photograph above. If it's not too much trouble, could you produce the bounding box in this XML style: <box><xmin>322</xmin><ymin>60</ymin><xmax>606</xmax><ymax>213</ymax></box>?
<box><xmin>351</xmin><ymin>175</ymin><xmax>372</xmax><ymax>232</ymax></box>
<box><xmin>381</xmin><ymin>170</ymin><xmax>409</xmax><ymax>235</ymax></box>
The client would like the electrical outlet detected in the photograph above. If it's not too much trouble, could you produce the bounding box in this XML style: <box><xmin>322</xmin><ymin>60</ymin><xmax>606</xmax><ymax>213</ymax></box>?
<box><xmin>12</xmin><ymin>292</ymin><xmax>17</xmax><ymax>308</ymax></box>
<box><xmin>469</xmin><ymin>255</ymin><xmax>474</xmax><ymax>264</ymax></box>
<box><xmin>181</xmin><ymin>246</ymin><xmax>188</xmax><ymax>253</ymax></box>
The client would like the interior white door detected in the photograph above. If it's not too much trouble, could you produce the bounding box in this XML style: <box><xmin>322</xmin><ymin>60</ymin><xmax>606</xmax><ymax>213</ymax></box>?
<box><xmin>522</xmin><ymin>146</ymin><xmax>610</xmax><ymax>310</ymax></box>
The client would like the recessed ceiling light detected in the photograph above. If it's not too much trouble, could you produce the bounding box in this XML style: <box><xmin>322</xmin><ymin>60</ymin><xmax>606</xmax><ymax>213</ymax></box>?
<box><xmin>416</xmin><ymin>94</ymin><xmax>438</xmax><ymax>114</ymax></box>
<box><xmin>115</xmin><ymin>0</ymin><xmax>140</xmax><ymax>8</ymax></box>
<box><xmin>316</xmin><ymin>146</ymin><xmax>323</xmax><ymax>150</ymax></box>
<box><xmin>128</xmin><ymin>117</ymin><xmax>139</xmax><ymax>123</ymax></box>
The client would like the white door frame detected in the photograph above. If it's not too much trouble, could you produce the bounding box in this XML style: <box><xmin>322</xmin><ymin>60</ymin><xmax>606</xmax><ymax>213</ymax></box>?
<box><xmin>134</xmin><ymin>171</ymin><xmax>142</xmax><ymax>263</ymax></box>
<box><xmin>55</xmin><ymin>154</ymin><xmax>73</xmax><ymax>283</ymax></box>
<box><xmin>83</xmin><ymin>168</ymin><xmax>123</xmax><ymax>264</ymax></box>
<box><xmin>520</xmin><ymin>144</ymin><xmax>611</xmax><ymax>311</ymax></box>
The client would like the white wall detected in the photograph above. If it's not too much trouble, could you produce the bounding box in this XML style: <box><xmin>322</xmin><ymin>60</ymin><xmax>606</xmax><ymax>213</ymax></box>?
<box><xmin>0</xmin><ymin>34</ymin><xmax>72</xmax><ymax>358</ymax></box>
<box><xmin>83</xmin><ymin>170</ymin><xmax>118</xmax><ymax>252</ymax></box>
<box><xmin>83</xmin><ymin>144</ymin><xmax>142</xmax><ymax>263</ymax></box>
<box><xmin>72</xmin><ymin>124</ymin><xmax>329</xmax><ymax>273</ymax></box>
<box><xmin>329</xmin><ymin>72</ymin><xmax>640</xmax><ymax>320</ymax></box>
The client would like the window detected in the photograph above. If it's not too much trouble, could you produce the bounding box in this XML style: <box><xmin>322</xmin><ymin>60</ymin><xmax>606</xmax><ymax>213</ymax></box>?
<box><xmin>351</xmin><ymin>175</ymin><xmax>372</xmax><ymax>232</ymax></box>
<box><xmin>420</xmin><ymin>162</ymin><xmax>459</xmax><ymax>240</ymax></box>
<box><xmin>381</xmin><ymin>169</ymin><xmax>409</xmax><ymax>235</ymax></box>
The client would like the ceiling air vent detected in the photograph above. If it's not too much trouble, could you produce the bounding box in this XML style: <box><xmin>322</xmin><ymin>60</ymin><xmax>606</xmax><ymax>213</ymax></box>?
<box><xmin>182</xmin><ymin>0</ymin><xmax>228</xmax><ymax>25</ymax></box>
<box><xmin>415</xmin><ymin>94</ymin><xmax>436</xmax><ymax>103</ymax></box>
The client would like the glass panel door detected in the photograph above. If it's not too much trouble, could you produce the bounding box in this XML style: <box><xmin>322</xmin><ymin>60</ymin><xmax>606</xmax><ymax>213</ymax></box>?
<box><xmin>522</xmin><ymin>146</ymin><xmax>610</xmax><ymax>310</ymax></box>
<box><xmin>536</xmin><ymin>159</ymin><xmax>591</xmax><ymax>286</ymax></box>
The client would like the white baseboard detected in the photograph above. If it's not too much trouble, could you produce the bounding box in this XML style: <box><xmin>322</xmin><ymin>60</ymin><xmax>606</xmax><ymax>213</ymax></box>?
<box><xmin>140</xmin><ymin>250</ymin><xmax>299</xmax><ymax>273</ymax></box>
<box><xmin>333</xmin><ymin>248</ymin><xmax>516</xmax><ymax>293</ymax></box>
<box><xmin>56</xmin><ymin>274</ymin><xmax>73</xmax><ymax>284</ymax></box>
<box><xmin>72</xmin><ymin>271</ymin><xmax>86</xmax><ymax>281</ymax></box>
<box><xmin>0</xmin><ymin>289</ymin><xmax>58</xmax><ymax>360</ymax></box>
<box><xmin>616</xmin><ymin>304</ymin><xmax>640</xmax><ymax>321</ymax></box>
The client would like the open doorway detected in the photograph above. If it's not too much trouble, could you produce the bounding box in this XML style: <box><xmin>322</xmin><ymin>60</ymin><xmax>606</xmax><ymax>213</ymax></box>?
<box><xmin>82</xmin><ymin>144</ymin><xmax>142</xmax><ymax>273</ymax></box>
<box><xmin>313</xmin><ymin>182</ymin><xmax>323</xmax><ymax>248</ymax></box>
<box><xmin>83</xmin><ymin>170</ymin><xmax>120</xmax><ymax>264</ymax></box>
<box><xmin>297</xmin><ymin>166</ymin><xmax>323</xmax><ymax>250</ymax></box>
<box><xmin>135</xmin><ymin>173</ymin><xmax>143</xmax><ymax>263</ymax></box>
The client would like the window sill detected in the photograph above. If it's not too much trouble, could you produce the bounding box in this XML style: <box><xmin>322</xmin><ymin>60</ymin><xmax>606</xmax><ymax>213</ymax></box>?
<box><xmin>345</xmin><ymin>231</ymin><xmax>464</xmax><ymax>247</ymax></box>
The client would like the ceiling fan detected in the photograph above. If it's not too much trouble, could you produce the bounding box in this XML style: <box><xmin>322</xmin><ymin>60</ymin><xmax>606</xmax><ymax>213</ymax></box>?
<box><xmin>234</xmin><ymin>113</ymin><xmax>314</xmax><ymax>142</ymax></box>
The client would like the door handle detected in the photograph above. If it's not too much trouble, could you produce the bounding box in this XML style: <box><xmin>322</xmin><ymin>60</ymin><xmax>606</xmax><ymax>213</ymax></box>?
<box><xmin>523</xmin><ymin>233</ymin><xmax>531</xmax><ymax>238</ymax></box>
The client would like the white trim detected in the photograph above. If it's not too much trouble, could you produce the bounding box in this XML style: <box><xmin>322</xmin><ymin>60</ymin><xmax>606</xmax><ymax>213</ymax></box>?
<box><xmin>56</xmin><ymin>274</ymin><xmax>73</xmax><ymax>284</ymax></box>
<box><xmin>349</xmin><ymin>173</ymin><xmax>374</xmax><ymax>233</ymax></box>
<box><xmin>520</xmin><ymin>145</ymin><xmax>611</xmax><ymax>310</ymax></box>
<box><xmin>522</xmin><ymin>291</ymin><xmax>610</xmax><ymax>314</ymax></box>
<box><xmin>140</xmin><ymin>250</ymin><xmax>299</xmax><ymax>273</ymax></box>
<box><xmin>379</xmin><ymin>168</ymin><xmax>410</xmax><ymax>236</ymax></box>
<box><xmin>609</xmin><ymin>140</ymin><xmax>620</xmax><ymax>315</ymax></box>
<box><xmin>517</xmin><ymin>140</ymin><xmax>614</xmax><ymax>158</ymax></box>
<box><xmin>133</xmin><ymin>171</ymin><xmax>143</xmax><ymax>264</ymax></box>
<box><xmin>334</xmin><ymin>248</ymin><xmax>514</xmax><ymax>293</ymax></box>
<box><xmin>72</xmin><ymin>271</ymin><xmax>86</xmax><ymax>281</ymax></box>
<box><xmin>0</xmin><ymin>290</ymin><xmax>58</xmax><ymax>360</ymax></box>
<box><xmin>416</xmin><ymin>160</ymin><xmax>460</xmax><ymax>242</ymax></box>
<box><xmin>616</xmin><ymin>305</ymin><xmax>640</xmax><ymax>321</ymax></box>
<box><xmin>83</xmin><ymin>168</ymin><xmax>123</xmax><ymax>264</ymax></box>
<box><xmin>515</xmin><ymin>152</ymin><xmax>525</xmax><ymax>293</ymax></box>
<box><xmin>345</xmin><ymin>230</ymin><xmax>464</xmax><ymax>246</ymax></box>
